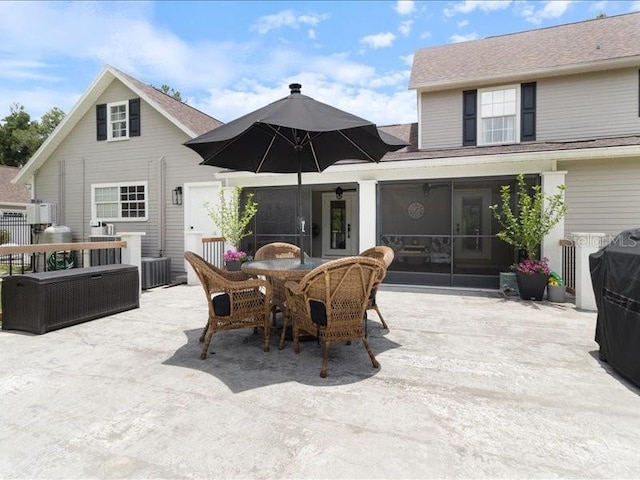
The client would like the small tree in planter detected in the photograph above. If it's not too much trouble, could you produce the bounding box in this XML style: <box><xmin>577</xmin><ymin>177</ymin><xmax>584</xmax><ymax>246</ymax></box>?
<box><xmin>205</xmin><ymin>187</ymin><xmax>258</xmax><ymax>269</ymax></box>
<box><xmin>489</xmin><ymin>174</ymin><xmax>567</xmax><ymax>300</ymax></box>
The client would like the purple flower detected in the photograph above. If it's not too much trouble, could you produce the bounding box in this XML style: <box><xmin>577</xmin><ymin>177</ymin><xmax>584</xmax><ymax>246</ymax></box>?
<box><xmin>512</xmin><ymin>257</ymin><xmax>551</xmax><ymax>275</ymax></box>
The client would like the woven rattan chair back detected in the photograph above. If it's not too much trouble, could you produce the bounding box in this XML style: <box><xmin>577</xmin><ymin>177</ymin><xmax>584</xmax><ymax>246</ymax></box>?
<box><xmin>184</xmin><ymin>251</ymin><xmax>272</xmax><ymax>359</ymax></box>
<box><xmin>285</xmin><ymin>256</ymin><xmax>386</xmax><ymax>378</ymax></box>
<box><xmin>359</xmin><ymin>246</ymin><xmax>394</xmax><ymax>330</ymax></box>
<box><xmin>254</xmin><ymin>242</ymin><xmax>309</xmax><ymax>324</ymax></box>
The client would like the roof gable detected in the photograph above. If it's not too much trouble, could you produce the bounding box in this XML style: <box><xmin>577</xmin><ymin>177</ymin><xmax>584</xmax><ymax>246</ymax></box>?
<box><xmin>410</xmin><ymin>12</ymin><xmax>640</xmax><ymax>91</ymax></box>
<box><xmin>14</xmin><ymin>65</ymin><xmax>223</xmax><ymax>184</ymax></box>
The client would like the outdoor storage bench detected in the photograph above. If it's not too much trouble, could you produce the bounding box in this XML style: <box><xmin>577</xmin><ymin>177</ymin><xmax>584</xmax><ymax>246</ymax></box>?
<box><xmin>1</xmin><ymin>264</ymin><xmax>139</xmax><ymax>334</ymax></box>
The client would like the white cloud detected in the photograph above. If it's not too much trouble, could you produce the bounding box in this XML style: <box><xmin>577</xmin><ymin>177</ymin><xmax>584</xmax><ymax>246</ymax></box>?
<box><xmin>518</xmin><ymin>1</ymin><xmax>573</xmax><ymax>25</ymax></box>
<box><xmin>308</xmin><ymin>29</ymin><xmax>317</xmax><ymax>40</ymax></box>
<box><xmin>420</xmin><ymin>31</ymin><xmax>432</xmax><ymax>40</ymax></box>
<box><xmin>444</xmin><ymin>1</ymin><xmax>512</xmax><ymax>17</ymax></box>
<box><xmin>395</xmin><ymin>0</ymin><xmax>416</xmax><ymax>15</ymax></box>
<box><xmin>400</xmin><ymin>54</ymin><xmax>414</xmax><ymax>67</ymax></box>
<box><xmin>629</xmin><ymin>1</ymin><xmax>640</xmax><ymax>11</ymax></box>
<box><xmin>399</xmin><ymin>20</ymin><xmax>414</xmax><ymax>37</ymax></box>
<box><xmin>250</xmin><ymin>10</ymin><xmax>329</xmax><ymax>34</ymax></box>
<box><xmin>360</xmin><ymin>32</ymin><xmax>396</xmax><ymax>49</ymax></box>
<box><xmin>450</xmin><ymin>32</ymin><xmax>480</xmax><ymax>43</ymax></box>
<box><xmin>457</xmin><ymin>19</ymin><xmax>470</xmax><ymax>28</ymax></box>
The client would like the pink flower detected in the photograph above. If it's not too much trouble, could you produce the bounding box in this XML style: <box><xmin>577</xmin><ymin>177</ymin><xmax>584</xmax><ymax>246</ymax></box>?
<box><xmin>224</xmin><ymin>249</ymin><xmax>247</xmax><ymax>262</ymax></box>
<box><xmin>512</xmin><ymin>257</ymin><xmax>551</xmax><ymax>275</ymax></box>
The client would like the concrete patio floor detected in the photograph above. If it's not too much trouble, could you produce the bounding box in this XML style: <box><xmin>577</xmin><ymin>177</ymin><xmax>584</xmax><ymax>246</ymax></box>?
<box><xmin>1</xmin><ymin>284</ymin><xmax>639</xmax><ymax>479</ymax></box>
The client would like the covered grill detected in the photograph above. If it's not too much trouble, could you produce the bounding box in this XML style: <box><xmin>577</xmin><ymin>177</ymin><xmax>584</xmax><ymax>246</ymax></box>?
<box><xmin>590</xmin><ymin>228</ymin><xmax>640</xmax><ymax>387</ymax></box>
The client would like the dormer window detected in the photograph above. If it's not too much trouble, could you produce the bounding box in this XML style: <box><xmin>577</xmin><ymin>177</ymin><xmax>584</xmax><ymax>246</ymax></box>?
<box><xmin>96</xmin><ymin>98</ymin><xmax>141</xmax><ymax>141</ymax></box>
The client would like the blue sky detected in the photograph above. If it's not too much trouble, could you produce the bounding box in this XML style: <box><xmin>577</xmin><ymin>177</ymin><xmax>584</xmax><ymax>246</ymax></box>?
<box><xmin>1</xmin><ymin>0</ymin><xmax>639</xmax><ymax>127</ymax></box>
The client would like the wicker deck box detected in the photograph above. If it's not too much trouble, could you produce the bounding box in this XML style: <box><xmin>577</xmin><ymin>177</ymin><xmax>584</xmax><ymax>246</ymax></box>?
<box><xmin>1</xmin><ymin>264</ymin><xmax>139</xmax><ymax>334</ymax></box>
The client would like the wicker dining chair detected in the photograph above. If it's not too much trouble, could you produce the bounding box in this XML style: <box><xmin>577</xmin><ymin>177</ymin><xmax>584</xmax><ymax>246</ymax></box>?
<box><xmin>359</xmin><ymin>246</ymin><xmax>395</xmax><ymax>330</ymax></box>
<box><xmin>254</xmin><ymin>242</ymin><xmax>309</xmax><ymax>323</ymax></box>
<box><xmin>284</xmin><ymin>256</ymin><xmax>386</xmax><ymax>378</ymax></box>
<box><xmin>184</xmin><ymin>251</ymin><xmax>273</xmax><ymax>359</ymax></box>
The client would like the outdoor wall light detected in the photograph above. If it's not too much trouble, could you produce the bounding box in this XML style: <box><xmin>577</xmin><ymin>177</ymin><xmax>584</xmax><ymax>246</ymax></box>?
<box><xmin>172</xmin><ymin>186</ymin><xmax>183</xmax><ymax>205</ymax></box>
<box><xmin>335</xmin><ymin>186</ymin><xmax>344</xmax><ymax>199</ymax></box>
<box><xmin>422</xmin><ymin>183</ymin><xmax>431</xmax><ymax>196</ymax></box>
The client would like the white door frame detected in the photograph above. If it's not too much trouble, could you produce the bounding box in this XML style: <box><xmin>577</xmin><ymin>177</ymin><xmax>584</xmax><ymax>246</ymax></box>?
<box><xmin>321</xmin><ymin>191</ymin><xmax>358</xmax><ymax>257</ymax></box>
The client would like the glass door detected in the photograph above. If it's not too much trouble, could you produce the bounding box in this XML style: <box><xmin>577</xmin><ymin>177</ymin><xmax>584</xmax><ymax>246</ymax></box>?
<box><xmin>322</xmin><ymin>192</ymin><xmax>357</xmax><ymax>256</ymax></box>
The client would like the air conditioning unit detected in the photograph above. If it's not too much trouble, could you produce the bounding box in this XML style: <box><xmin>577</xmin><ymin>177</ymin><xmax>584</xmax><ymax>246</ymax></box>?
<box><xmin>26</xmin><ymin>203</ymin><xmax>57</xmax><ymax>224</ymax></box>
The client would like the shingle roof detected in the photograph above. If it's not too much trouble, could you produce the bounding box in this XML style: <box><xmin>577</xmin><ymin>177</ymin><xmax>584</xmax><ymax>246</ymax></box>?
<box><xmin>111</xmin><ymin>67</ymin><xmax>223</xmax><ymax>136</ymax></box>
<box><xmin>0</xmin><ymin>166</ymin><xmax>30</xmax><ymax>203</ymax></box>
<box><xmin>410</xmin><ymin>12</ymin><xmax>640</xmax><ymax>90</ymax></box>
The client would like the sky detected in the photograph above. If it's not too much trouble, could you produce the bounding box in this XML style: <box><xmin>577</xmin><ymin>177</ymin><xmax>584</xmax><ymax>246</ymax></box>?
<box><xmin>1</xmin><ymin>0</ymin><xmax>639</xmax><ymax>127</ymax></box>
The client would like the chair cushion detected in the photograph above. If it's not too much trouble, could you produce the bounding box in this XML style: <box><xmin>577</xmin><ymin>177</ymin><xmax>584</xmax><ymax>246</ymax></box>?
<box><xmin>309</xmin><ymin>300</ymin><xmax>327</xmax><ymax>326</ymax></box>
<box><xmin>212</xmin><ymin>293</ymin><xmax>231</xmax><ymax>316</ymax></box>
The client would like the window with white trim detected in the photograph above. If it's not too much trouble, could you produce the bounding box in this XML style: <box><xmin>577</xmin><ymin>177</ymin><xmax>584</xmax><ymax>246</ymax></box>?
<box><xmin>92</xmin><ymin>182</ymin><xmax>148</xmax><ymax>221</ymax></box>
<box><xmin>108</xmin><ymin>101</ymin><xmax>128</xmax><ymax>140</ymax></box>
<box><xmin>478</xmin><ymin>85</ymin><xmax>519</xmax><ymax>145</ymax></box>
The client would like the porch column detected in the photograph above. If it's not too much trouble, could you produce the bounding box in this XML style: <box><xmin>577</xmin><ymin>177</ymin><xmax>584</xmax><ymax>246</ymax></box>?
<box><xmin>572</xmin><ymin>232</ymin><xmax>605</xmax><ymax>311</ymax></box>
<box><xmin>358</xmin><ymin>180</ymin><xmax>378</xmax><ymax>251</ymax></box>
<box><xmin>540</xmin><ymin>170</ymin><xmax>567</xmax><ymax>275</ymax></box>
<box><xmin>120</xmin><ymin>232</ymin><xmax>145</xmax><ymax>293</ymax></box>
<box><xmin>185</xmin><ymin>231</ymin><xmax>203</xmax><ymax>285</ymax></box>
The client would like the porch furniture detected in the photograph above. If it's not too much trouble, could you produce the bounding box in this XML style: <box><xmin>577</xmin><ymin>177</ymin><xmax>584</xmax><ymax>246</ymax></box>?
<box><xmin>184</xmin><ymin>251</ymin><xmax>272</xmax><ymax>359</ymax></box>
<box><xmin>254</xmin><ymin>242</ymin><xmax>309</xmax><ymax>324</ymax></box>
<box><xmin>284</xmin><ymin>256</ymin><xmax>386</xmax><ymax>378</ymax></box>
<box><xmin>241</xmin><ymin>257</ymin><xmax>329</xmax><ymax>349</ymax></box>
<box><xmin>1</xmin><ymin>264</ymin><xmax>139</xmax><ymax>334</ymax></box>
<box><xmin>359</xmin><ymin>246</ymin><xmax>395</xmax><ymax>330</ymax></box>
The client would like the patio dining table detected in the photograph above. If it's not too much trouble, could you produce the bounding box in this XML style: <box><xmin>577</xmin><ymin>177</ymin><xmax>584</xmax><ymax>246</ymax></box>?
<box><xmin>241</xmin><ymin>257</ymin><xmax>329</xmax><ymax>349</ymax></box>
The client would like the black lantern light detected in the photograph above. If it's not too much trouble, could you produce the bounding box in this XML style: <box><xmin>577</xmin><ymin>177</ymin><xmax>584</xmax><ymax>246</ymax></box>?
<box><xmin>172</xmin><ymin>186</ymin><xmax>183</xmax><ymax>205</ymax></box>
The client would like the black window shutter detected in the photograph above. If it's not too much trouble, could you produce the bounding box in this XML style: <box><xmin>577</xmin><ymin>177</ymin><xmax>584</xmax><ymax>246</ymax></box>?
<box><xmin>462</xmin><ymin>90</ymin><xmax>477</xmax><ymax>146</ymax></box>
<box><xmin>521</xmin><ymin>82</ymin><xmax>536</xmax><ymax>142</ymax></box>
<box><xmin>96</xmin><ymin>104</ymin><xmax>107</xmax><ymax>141</ymax></box>
<box><xmin>129</xmin><ymin>98</ymin><xmax>141</xmax><ymax>137</ymax></box>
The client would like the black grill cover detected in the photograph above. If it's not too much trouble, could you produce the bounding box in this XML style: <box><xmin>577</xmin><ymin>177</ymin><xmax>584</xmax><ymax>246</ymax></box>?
<box><xmin>590</xmin><ymin>228</ymin><xmax>640</xmax><ymax>387</ymax></box>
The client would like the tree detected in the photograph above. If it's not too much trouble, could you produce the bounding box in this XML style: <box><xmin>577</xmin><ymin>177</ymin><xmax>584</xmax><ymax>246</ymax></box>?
<box><xmin>205</xmin><ymin>187</ymin><xmax>258</xmax><ymax>250</ymax></box>
<box><xmin>155</xmin><ymin>84</ymin><xmax>186</xmax><ymax>103</ymax></box>
<box><xmin>0</xmin><ymin>104</ymin><xmax>65</xmax><ymax>167</ymax></box>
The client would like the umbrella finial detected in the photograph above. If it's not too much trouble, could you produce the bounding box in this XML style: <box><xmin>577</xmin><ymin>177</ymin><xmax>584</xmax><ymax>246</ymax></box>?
<box><xmin>289</xmin><ymin>83</ymin><xmax>302</xmax><ymax>94</ymax></box>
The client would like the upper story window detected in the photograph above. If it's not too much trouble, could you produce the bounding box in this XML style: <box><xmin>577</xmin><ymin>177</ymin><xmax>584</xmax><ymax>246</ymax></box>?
<box><xmin>108</xmin><ymin>101</ymin><xmax>128</xmax><ymax>140</ymax></box>
<box><xmin>91</xmin><ymin>182</ymin><xmax>148</xmax><ymax>222</ymax></box>
<box><xmin>463</xmin><ymin>82</ymin><xmax>535</xmax><ymax>147</ymax></box>
<box><xmin>96</xmin><ymin>98</ymin><xmax>141</xmax><ymax>141</ymax></box>
<box><xmin>478</xmin><ymin>86</ymin><xmax>519</xmax><ymax>145</ymax></box>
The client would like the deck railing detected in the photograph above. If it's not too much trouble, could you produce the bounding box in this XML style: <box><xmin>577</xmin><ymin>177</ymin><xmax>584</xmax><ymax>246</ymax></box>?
<box><xmin>201</xmin><ymin>236</ymin><xmax>225</xmax><ymax>269</ymax></box>
<box><xmin>559</xmin><ymin>239</ymin><xmax>576</xmax><ymax>294</ymax></box>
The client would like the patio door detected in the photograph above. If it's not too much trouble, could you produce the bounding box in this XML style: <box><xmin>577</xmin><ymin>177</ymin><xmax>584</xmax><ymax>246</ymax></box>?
<box><xmin>321</xmin><ymin>191</ymin><xmax>358</xmax><ymax>257</ymax></box>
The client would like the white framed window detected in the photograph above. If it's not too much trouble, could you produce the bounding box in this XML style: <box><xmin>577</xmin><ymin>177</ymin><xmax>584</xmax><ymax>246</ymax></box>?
<box><xmin>107</xmin><ymin>101</ymin><xmax>128</xmax><ymax>140</ymax></box>
<box><xmin>91</xmin><ymin>182</ymin><xmax>148</xmax><ymax>221</ymax></box>
<box><xmin>478</xmin><ymin>85</ymin><xmax>519</xmax><ymax>145</ymax></box>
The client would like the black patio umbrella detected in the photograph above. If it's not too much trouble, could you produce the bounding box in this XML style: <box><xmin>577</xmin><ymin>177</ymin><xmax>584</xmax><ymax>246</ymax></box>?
<box><xmin>184</xmin><ymin>83</ymin><xmax>408</xmax><ymax>263</ymax></box>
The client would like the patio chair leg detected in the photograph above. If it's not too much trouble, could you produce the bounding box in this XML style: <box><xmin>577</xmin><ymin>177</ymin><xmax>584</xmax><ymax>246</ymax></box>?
<box><xmin>279</xmin><ymin>314</ymin><xmax>289</xmax><ymax>350</ymax></box>
<box><xmin>374</xmin><ymin>306</ymin><xmax>389</xmax><ymax>330</ymax></box>
<box><xmin>293</xmin><ymin>324</ymin><xmax>301</xmax><ymax>354</ymax></box>
<box><xmin>362</xmin><ymin>338</ymin><xmax>380</xmax><ymax>369</ymax></box>
<box><xmin>320</xmin><ymin>341</ymin><xmax>330</xmax><ymax>378</ymax></box>
<box><xmin>199</xmin><ymin>323</ymin><xmax>208</xmax><ymax>343</ymax></box>
<box><xmin>263</xmin><ymin>321</ymin><xmax>271</xmax><ymax>352</ymax></box>
<box><xmin>200</xmin><ymin>327</ymin><xmax>215</xmax><ymax>360</ymax></box>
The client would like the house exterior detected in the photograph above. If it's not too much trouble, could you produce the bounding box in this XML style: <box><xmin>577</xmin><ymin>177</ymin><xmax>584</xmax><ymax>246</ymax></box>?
<box><xmin>12</xmin><ymin>65</ymin><xmax>226</xmax><ymax>278</ymax></box>
<box><xmin>0</xmin><ymin>165</ymin><xmax>31</xmax><ymax>246</ymax></box>
<box><xmin>13</xmin><ymin>12</ymin><xmax>640</xmax><ymax>289</ymax></box>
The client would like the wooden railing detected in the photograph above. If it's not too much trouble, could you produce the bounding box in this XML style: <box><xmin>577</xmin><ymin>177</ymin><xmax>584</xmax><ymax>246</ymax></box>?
<box><xmin>202</xmin><ymin>236</ymin><xmax>225</xmax><ymax>269</ymax></box>
<box><xmin>559</xmin><ymin>239</ymin><xmax>576</xmax><ymax>295</ymax></box>
<box><xmin>0</xmin><ymin>241</ymin><xmax>127</xmax><ymax>276</ymax></box>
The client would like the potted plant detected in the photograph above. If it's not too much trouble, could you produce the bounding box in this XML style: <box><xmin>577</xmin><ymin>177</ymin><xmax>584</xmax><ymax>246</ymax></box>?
<box><xmin>490</xmin><ymin>174</ymin><xmax>567</xmax><ymax>301</ymax></box>
<box><xmin>205</xmin><ymin>187</ymin><xmax>258</xmax><ymax>270</ymax></box>
<box><xmin>547</xmin><ymin>271</ymin><xmax>566</xmax><ymax>303</ymax></box>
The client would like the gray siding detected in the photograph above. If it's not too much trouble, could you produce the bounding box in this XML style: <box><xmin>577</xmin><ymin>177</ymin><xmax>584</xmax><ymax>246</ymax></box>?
<box><xmin>561</xmin><ymin>157</ymin><xmax>640</xmax><ymax>237</ymax></box>
<box><xmin>419</xmin><ymin>90</ymin><xmax>462</xmax><ymax>149</ymax></box>
<box><xmin>418</xmin><ymin>67</ymin><xmax>640</xmax><ymax>149</ymax></box>
<box><xmin>34</xmin><ymin>80</ymin><xmax>222</xmax><ymax>277</ymax></box>
<box><xmin>538</xmin><ymin>68</ymin><xmax>640</xmax><ymax>142</ymax></box>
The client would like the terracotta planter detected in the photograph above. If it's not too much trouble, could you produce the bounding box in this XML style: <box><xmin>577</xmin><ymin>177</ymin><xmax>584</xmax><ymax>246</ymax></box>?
<box><xmin>516</xmin><ymin>272</ymin><xmax>548</xmax><ymax>301</ymax></box>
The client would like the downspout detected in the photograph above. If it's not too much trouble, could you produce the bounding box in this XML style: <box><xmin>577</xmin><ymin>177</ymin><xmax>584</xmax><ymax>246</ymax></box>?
<box><xmin>58</xmin><ymin>159</ymin><xmax>65</xmax><ymax>225</ymax></box>
<box><xmin>82</xmin><ymin>158</ymin><xmax>86</xmax><ymax>240</ymax></box>
<box><xmin>159</xmin><ymin>156</ymin><xmax>166</xmax><ymax>257</ymax></box>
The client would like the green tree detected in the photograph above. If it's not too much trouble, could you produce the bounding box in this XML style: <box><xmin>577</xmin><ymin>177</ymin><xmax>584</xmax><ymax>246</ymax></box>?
<box><xmin>0</xmin><ymin>104</ymin><xmax>65</xmax><ymax>166</ymax></box>
<box><xmin>205</xmin><ymin>187</ymin><xmax>258</xmax><ymax>250</ymax></box>
<box><xmin>155</xmin><ymin>84</ymin><xmax>186</xmax><ymax>103</ymax></box>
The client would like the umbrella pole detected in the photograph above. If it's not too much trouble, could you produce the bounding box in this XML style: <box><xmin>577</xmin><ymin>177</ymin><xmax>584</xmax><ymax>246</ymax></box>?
<box><xmin>297</xmin><ymin>168</ymin><xmax>305</xmax><ymax>264</ymax></box>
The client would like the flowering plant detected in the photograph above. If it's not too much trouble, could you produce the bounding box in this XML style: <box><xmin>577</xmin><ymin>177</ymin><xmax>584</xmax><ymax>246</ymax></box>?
<box><xmin>224</xmin><ymin>249</ymin><xmax>248</xmax><ymax>263</ymax></box>
<box><xmin>512</xmin><ymin>257</ymin><xmax>551</xmax><ymax>276</ymax></box>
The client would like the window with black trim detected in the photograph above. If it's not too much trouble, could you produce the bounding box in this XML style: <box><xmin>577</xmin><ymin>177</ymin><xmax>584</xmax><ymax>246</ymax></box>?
<box><xmin>92</xmin><ymin>182</ymin><xmax>148</xmax><ymax>221</ymax></box>
<box><xmin>96</xmin><ymin>98</ymin><xmax>141</xmax><ymax>141</ymax></box>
